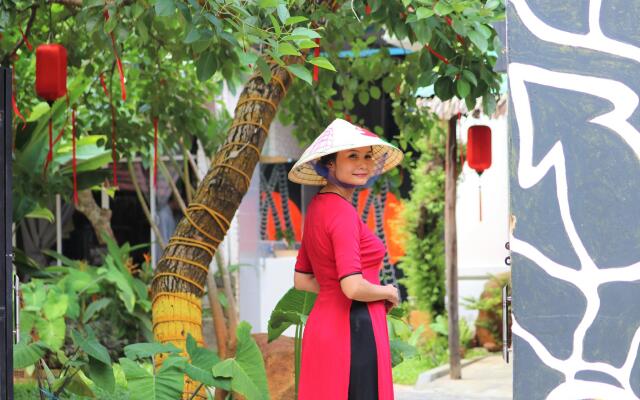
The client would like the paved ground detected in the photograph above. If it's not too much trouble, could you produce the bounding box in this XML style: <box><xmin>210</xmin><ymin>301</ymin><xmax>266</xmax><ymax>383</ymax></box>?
<box><xmin>394</xmin><ymin>355</ymin><xmax>512</xmax><ymax>400</ymax></box>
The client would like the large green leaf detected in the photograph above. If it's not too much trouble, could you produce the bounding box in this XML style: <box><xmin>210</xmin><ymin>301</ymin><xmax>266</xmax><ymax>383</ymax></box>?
<box><xmin>120</xmin><ymin>357</ymin><xmax>184</xmax><ymax>400</ymax></box>
<box><xmin>72</xmin><ymin>330</ymin><xmax>111</xmax><ymax>365</ymax></box>
<box><xmin>43</xmin><ymin>291</ymin><xmax>69</xmax><ymax>320</ymax></box>
<box><xmin>212</xmin><ymin>321</ymin><xmax>269</xmax><ymax>400</ymax></box>
<box><xmin>124</xmin><ymin>342</ymin><xmax>181</xmax><ymax>360</ymax></box>
<box><xmin>13</xmin><ymin>341</ymin><xmax>47</xmax><ymax>369</ymax></box>
<box><xmin>36</xmin><ymin>317</ymin><xmax>66</xmax><ymax>350</ymax></box>
<box><xmin>183</xmin><ymin>334</ymin><xmax>230</xmax><ymax>389</ymax></box>
<box><xmin>103</xmin><ymin>260</ymin><xmax>136</xmax><ymax>312</ymax></box>
<box><xmin>267</xmin><ymin>288</ymin><xmax>316</xmax><ymax>342</ymax></box>
<box><xmin>88</xmin><ymin>356</ymin><xmax>115</xmax><ymax>393</ymax></box>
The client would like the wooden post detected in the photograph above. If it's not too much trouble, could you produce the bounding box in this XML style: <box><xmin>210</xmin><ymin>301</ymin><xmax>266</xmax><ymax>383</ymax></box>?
<box><xmin>445</xmin><ymin>117</ymin><xmax>461</xmax><ymax>379</ymax></box>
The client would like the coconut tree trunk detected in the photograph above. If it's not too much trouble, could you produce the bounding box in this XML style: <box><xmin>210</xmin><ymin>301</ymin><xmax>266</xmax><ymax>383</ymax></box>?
<box><xmin>151</xmin><ymin>59</ymin><xmax>296</xmax><ymax>399</ymax></box>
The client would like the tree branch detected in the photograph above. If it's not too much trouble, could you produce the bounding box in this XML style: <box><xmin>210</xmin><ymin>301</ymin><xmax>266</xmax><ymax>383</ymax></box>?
<box><xmin>2</xmin><ymin>5</ymin><xmax>37</xmax><ymax>67</ymax></box>
<box><xmin>74</xmin><ymin>190</ymin><xmax>115</xmax><ymax>244</ymax></box>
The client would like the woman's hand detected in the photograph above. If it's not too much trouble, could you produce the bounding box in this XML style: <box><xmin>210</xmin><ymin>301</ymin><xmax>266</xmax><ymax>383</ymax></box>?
<box><xmin>384</xmin><ymin>284</ymin><xmax>400</xmax><ymax>307</ymax></box>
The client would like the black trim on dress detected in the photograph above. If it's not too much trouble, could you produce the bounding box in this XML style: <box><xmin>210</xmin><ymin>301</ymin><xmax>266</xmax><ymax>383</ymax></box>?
<box><xmin>339</xmin><ymin>271</ymin><xmax>363</xmax><ymax>281</ymax></box>
<box><xmin>295</xmin><ymin>269</ymin><xmax>314</xmax><ymax>275</ymax></box>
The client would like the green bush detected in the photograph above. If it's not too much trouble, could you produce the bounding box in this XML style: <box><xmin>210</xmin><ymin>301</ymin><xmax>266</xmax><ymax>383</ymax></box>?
<box><xmin>399</xmin><ymin>126</ymin><xmax>448</xmax><ymax>315</ymax></box>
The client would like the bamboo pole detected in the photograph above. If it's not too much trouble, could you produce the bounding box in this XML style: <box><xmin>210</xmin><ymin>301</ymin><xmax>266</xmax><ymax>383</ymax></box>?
<box><xmin>127</xmin><ymin>160</ymin><xmax>165</xmax><ymax>249</ymax></box>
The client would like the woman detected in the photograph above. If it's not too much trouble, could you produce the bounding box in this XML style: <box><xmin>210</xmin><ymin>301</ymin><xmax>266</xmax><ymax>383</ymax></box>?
<box><xmin>288</xmin><ymin>118</ymin><xmax>404</xmax><ymax>400</ymax></box>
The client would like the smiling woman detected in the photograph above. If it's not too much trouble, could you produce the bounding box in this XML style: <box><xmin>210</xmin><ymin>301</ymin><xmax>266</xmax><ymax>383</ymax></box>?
<box><xmin>288</xmin><ymin>119</ymin><xmax>404</xmax><ymax>400</ymax></box>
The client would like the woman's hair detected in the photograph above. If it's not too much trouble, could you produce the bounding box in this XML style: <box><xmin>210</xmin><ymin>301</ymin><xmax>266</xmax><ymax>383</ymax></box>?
<box><xmin>319</xmin><ymin>152</ymin><xmax>337</xmax><ymax>167</ymax></box>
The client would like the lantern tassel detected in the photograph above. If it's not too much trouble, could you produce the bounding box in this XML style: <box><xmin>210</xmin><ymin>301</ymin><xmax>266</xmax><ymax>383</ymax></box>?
<box><xmin>99</xmin><ymin>72</ymin><xmax>109</xmax><ymax>97</ymax></box>
<box><xmin>365</xmin><ymin>3</ymin><xmax>371</xmax><ymax>15</ymax></box>
<box><xmin>12</xmin><ymin>93</ymin><xmax>26</xmax><ymax>128</ymax></box>
<box><xmin>72</xmin><ymin>108</ymin><xmax>78</xmax><ymax>205</ymax></box>
<box><xmin>153</xmin><ymin>117</ymin><xmax>159</xmax><ymax>188</ymax></box>
<box><xmin>425</xmin><ymin>44</ymin><xmax>450</xmax><ymax>64</ymax></box>
<box><xmin>478</xmin><ymin>183</ymin><xmax>483</xmax><ymax>222</ymax></box>
<box><xmin>313</xmin><ymin>38</ymin><xmax>320</xmax><ymax>82</ymax></box>
<box><xmin>18</xmin><ymin>26</ymin><xmax>33</xmax><ymax>51</ymax></box>
<box><xmin>11</xmin><ymin>65</ymin><xmax>26</xmax><ymax>130</ymax></box>
<box><xmin>110</xmin><ymin>102</ymin><xmax>118</xmax><ymax>186</ymax></box>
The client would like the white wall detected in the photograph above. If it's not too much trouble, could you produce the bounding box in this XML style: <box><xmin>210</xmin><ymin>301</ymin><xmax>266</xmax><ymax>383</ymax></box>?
<box><xmin>455</xmin><ymin>114</ymin><xmax>511</xmax><ymax>323</ymax></box>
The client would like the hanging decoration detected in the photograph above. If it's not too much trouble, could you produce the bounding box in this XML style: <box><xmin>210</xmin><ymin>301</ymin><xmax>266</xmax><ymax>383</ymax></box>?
<box><xmin>365</xmin><ymin>3</ymin><xmax>371</xmax><ymax>15</ymax></box>
<box><xmin>11</xmin><ymin>66</ymin><xmax>26</xmax><ymax>128</ymax></box>
<box><xmin>103</xmin><ymin>9</ymin><xmax>126</xmax><ymax>186</ymax></box>
<box><xmin>35</xmin><ymin>43</ymin><xmax>67</xmax><ymax>175</ymax></box>
<box><xmin>72</xmin><ymin>107</ymin><xmax>78</xmax><ymax>205</ymax></box>
<box><xmin>313</xmin><ymin>38</ymin><xmax>320</xmax><ymax>82</ymax></box>
<box><xmin>467</xmin><ymin>125</ymin><xmax>492</xmax><ymax>221</ymax></box>
<box><xmin>103</xmin><ymin>9</ymin><xmax>126</xmax><ymax>101</ymax></box>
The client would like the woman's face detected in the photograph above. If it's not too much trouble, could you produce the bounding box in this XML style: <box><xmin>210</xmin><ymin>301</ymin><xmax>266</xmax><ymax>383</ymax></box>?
<box><xmin>327</xmin><ymin>146</ymin><xmax>375</xmax><ymax>186</ymax></box>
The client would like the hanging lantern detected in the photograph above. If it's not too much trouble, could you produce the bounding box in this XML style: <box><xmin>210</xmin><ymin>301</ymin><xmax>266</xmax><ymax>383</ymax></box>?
<box><xmin>467</xmin><ymin>125</ymin><xmax>492</xmax><ymax>221</ymax></box>
<box><xmin>36</xmin><ymin>44</ymin><xmax>68</xmax><ymax>175</ymax></box>
<box><xmin>36</xmin><ymin>44</ymin><xmax>67</xmax><ymax>102</ymax></box>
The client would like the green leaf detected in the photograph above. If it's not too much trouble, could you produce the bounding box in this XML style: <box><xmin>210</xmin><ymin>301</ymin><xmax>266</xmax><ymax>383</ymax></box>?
<box><xmin>43</xmin><ymin>292</ymin><xmax>68</xmax><ymax>320</ymax></box>
<box><xmin>63</xmin><ymin>369</ymin><xmax>95</xmax><ymax>397</ymax></box>
<box><xmin>212</xmin><ymin>321</ymin><xmax>269</xmax><ymax>400</ymax></box>
<box><xmin>26</xmin><ymin>102</ymin><xmax>50</xmax><ymax>122</ymax></box>
<box><xmin>228</xmin><ymin>322</ymin><xmax>269</xmax><ymax>399</ymax></box>
<box><xmin>416</xmin><ymin>7</ymin><xmax>434</xmax><ymax>20</ymax></box>
<box><xmin>36</xmin><ymin>317</ymin><xmax>66</xmax><ymax>350</ymax></box>
<box><xmin>456</xmin><ymin>78</ymin><xmax>471</xmax><ymax>98</ymax></box>
<box><xmin>486</xmin><ymin>0</ymin><xmax>501</xmax><ymax>10</ymax></box>
<box><xmin>286</xmin><ymin>64</ymin><xmax>312</xmax><ymax>85</ymax></box>
<box><xmin>462</xmin><ymin>70</ymin><xmax>478</xmax><ymax>87</ymax></box>
<box><xmin>83</xmin><ymin>298</ymin><xmax>112</xmax><ymax>324</ymax></box>
<box><xmin>468</xmin><ymin>30</ymin><xmax>488</xmax><ymax>52</ymax></box>
<box><xmin>13</xmin><ymin>341</ymin><xmax>47</xmax><ymax>369</ymax></box>
<box><xmin>196</xmin><ymin>50</ymin><xmax>218</xmax><ymax>82</ymax></box>
<box><xmin>124</xmin><ymin>342</ymin><xmax>181</xmax><ymax>360</ymax></box>
<box><xmin>72</xmin><ymin>330</ymin><xmax>111</xmax><ymax>365</ymax></box>
<box><xmin>88</xmin><ymin>356</ymin><xmax>115</xmax><ymax>393</ymax></box>
<box><xmin>434</xmin><ymin>2</ymin><xmax>453</xmax><ymax>15</ymax></box>
<box><xmin>269</xmin><ymin>14</ymin><xmax>281</xmax><ymax>36</ymax></box>
<box><xmin>308</xmin><ymin>56</ymin><xmax>335</xmax><ymax>72</ymax></box>
<box><xmin>284</xmin><ymin>16</ymin><xmax>308</xmax><ymax>25</ymax></box>
<box><xmin>154</xmin><ymin>0</ymin><xmax>175</xmax><ymax>17</ymax></box>
<box><xmin>291</xmin><ymin>27</ymin><xmax>321</xmax><ymax>39</ymax></box>
<box><xmin>184</xmin><ymin>28</ymin><xmax>203</xmax><ymax>44</ymax></box>
<box><xmin>120</xmin><ymin>357</ymin><xmax>184</xmax><ymax>400</ymax></box>
<box><xmin>434</xmin><ymin>76</ymin><xmax>455</xmax><ymax>101</ymax></box>
<box><xmin>296</xmin><ymin>39</ymin><xmax>319</xmax><ymax>49</ymax></box>
<box><xmin>257</xmin><ymin>57</ymin><xmax>272</xmax><ymax>83</ymax></box>
<box><xmin>104</xmin><ymin>263</ymin><xmax>136</xmax><ymax>313</ymax></box>
<box><xmin>258</xmin><ymin>0</ymin><xmax>278</xmax><ymax>7</ymax></box>
<box><xmin>370</xmin><ymin>86</ymin><xmax>381</xmax><ymax>100</ymax></box>
<box><xmin>358</xmin><ymin>91</ymin><xmax>370</xmax><ymax>105</ymax></box>
<box><xmin>183</xmin><ymin>335</ymin><xmax>229</xmax><ymax>389</ymax></box>
<box><xmin>25</xmin><ymin>206</ymin><xmax>54</xmax><ymax>222</ymax></box>
<box><xmin>277</xmin><ymin>42</ymin><xmax>300</xmax><ymax>56</ymax></box>
<box><xmin>267</xmin><ymin>288</ymin><xmax>316</xmax><ymax>342</ymax></box>
<box><xmin>276</xmin><ymin>4</ymin><xmax>290</xmax><ymax>23</ymax></box>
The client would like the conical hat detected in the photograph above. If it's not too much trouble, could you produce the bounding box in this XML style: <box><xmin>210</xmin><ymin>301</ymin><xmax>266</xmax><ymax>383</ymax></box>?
<box><xmin>288</xmin><ymin>118</ymin><xmax>404</xmax><ymax>186</ymax></box>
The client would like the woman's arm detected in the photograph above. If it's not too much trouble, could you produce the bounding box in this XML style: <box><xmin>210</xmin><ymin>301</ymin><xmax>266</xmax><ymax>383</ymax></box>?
<box><xmin>340</xmin><ymin>274</ymin><xmax>399</xmax><ymax>304</ymax></box>
<box><xmin>294</xmin><ymin>272</ymin><xmax>320</xmax><ymax>293</ymax></box>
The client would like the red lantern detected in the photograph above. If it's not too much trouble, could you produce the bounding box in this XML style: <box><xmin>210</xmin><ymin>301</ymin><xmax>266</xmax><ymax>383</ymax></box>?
<box><xmin>36</xmin><ymin>44</ymin><xmax>67</xmax><ymax>102</ymax></box>
<box><xmin>467</xmin><ymin>125</ymin><xmax>492</xmax><ymax>221</ymax></box>
<box><xmin>467</xmin><ymin>125</ymin><xmax>492</xmax><ymax>174</ymax></box>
